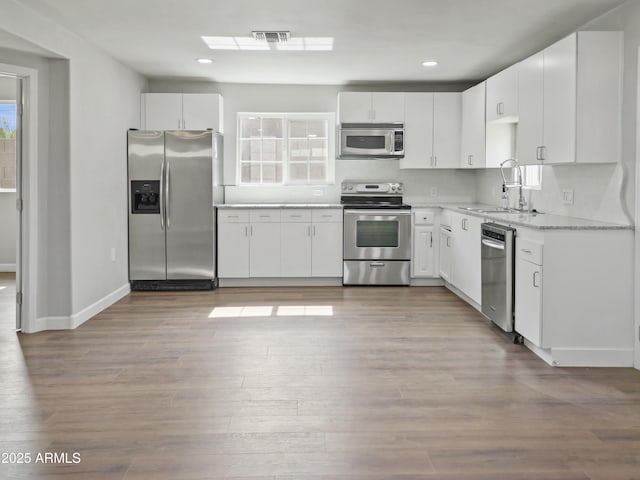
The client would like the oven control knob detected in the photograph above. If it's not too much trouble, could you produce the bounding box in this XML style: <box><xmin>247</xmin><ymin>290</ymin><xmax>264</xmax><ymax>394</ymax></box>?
<box><xmin>397</xmin><ymin>184</ymin><xmax>403</xmax><ymax>192</ymax></box>
<box><xmin>391</xmin><ymin>185</ymin><xmax>397</xmax><ymax>191</ymax></box>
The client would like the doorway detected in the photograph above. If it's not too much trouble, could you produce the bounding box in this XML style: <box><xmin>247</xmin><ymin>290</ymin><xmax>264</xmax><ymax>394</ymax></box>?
<box><xmin>0</xmin><ymin>74</ymin><xmax>22</xmax><ymax>331</ymax></box>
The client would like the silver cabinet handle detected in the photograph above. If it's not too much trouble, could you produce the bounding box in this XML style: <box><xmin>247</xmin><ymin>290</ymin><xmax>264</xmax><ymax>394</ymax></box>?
<box><xmin>250</xmin><ymin>226</ymin><xmax>253</xmax><ymax>236</ymax></box>
<box><xmin>159</xmin><ymin>159</ymin><xmax>165</xmax><ymax>231</ymax></box>
<box><xmin>537</xmin><ymin>146</ymin><xmax>546</xmax><ymax>161</ymax></box>
<box><xmin>165</xmin><ymin>160</ymin><xmax>171</xmax><ymax>230</ymax></box>
<box><xmin>308</xmin><ymin>226</ymin><xmax>311</xmax><ymax>236</ymax></box>
<box><xmin>369</xmin><ymin>262</ymin><xmax>385</xmax><ymax>267</ymax></box>
<box><xmin>446</xmin><ymin>237</ymin><xmax>451</xmax><ymax>247</ymax></box>
<box><xmin>313</xmin><ymin>226</ymin><xmax>316</xmax><ymax>236</ymax></box>
<box><xmin>533</xmin><ymin>271</ymin><xmax>541</xmax><ymax>288</ymax></box>
<box><xmin>178</xmin><ymin>119</ymin><xmax>181</xmax><ymax>129</ymax></box>
<box><xmin>521</xmin><ymin>248</ymin><xmax>532</xmax><ymax>254</ymax></box>
<box><xmin>429</xmin><ymin>232</ymin><xmax>433</xmax><ymax>247</ymax></box>
<box><xmin>433</xmin><ymin>156</ymin><xmax>437</xmax><ymax>167</ymax></box>
<box><xmin>468</xmin><ymin>154</ymin><xmax>473</xmax><ymax>166</ymax></box>
<box><xmin>290</xmin><ymin>214</ymin><xmax>302</xmax><ymax>218</ymax></box>
<box><xmin>497</xmin><ymin>102</ymin><xmax>504</xmax><ymax>115</ymax></box>
<box><xmin>244</xmin><ymin>226</ymin><xmax>248</xmax><ymax>236</ymax></box>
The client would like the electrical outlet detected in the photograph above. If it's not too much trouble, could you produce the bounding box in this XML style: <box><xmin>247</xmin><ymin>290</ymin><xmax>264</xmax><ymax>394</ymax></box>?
<box><xmin>111</xmin><ymin>247</ymin><xmax>116</xmax><ymax>262</ymax></box>
<box><xmin>312</xmin><ymin>188</ymin><xmax>323</xmax><ymax>197</ymax></box>
<box><xmin>561</xmin><ymin>189</ymin><xmax>574</xmax><ymax>205</ymax></box>
<box><xmin>430</xmin><ymin>186</ymin><xmax>438</xmax><ymax>197</ymax></box>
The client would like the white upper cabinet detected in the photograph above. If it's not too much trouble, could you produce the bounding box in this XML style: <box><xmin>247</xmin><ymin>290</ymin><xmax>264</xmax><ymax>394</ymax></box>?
<box><xmin>485</xmin><ymin>63</ymin><xmax>518</xmax><ymax>123</ymax></box>
<box><xmin>517</xmin><ymin>31</ymin><xmax>622</xmax><ymax>165</ymax></box>
<box><xmin>337</xmin><ymin>92</ymin><xmax>404</xmax><ymax>123</ymax></box>
<box><xmin>141</xmin><ymin>93</ymin><xmax>224</xmax><ymax>132</ymax></box>
<box><xmin>401</xmin><ymin>93</ymin><xmax>434</xmax><ymax>169</ymax></box>
<box><xmin>400</xmin><ymin>92</ymin><xmax>461</xmax><ymax>169</ymax></box>
<box><xmin>460</xmin><ymin>81</ymin><xmax>486</xmax><ymax>168</ymax></box>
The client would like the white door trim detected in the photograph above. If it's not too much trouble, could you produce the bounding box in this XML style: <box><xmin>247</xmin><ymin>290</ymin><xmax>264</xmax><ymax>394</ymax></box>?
<box><xmin>0</xmin><ymin>62</ymin><xmax>38</xmax><ymax>333</ymax></box>
<box><xmin>635</xmin><ymin>48</ymin><xmax>640</xmax><ymax>370</ymax></box>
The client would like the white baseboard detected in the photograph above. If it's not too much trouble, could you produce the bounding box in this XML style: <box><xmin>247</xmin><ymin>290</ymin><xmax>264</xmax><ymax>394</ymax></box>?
<box><xmin>0</xmin><ymin>263</ymin><xmax>16</xmax><ymax>272</ymax></box>
<box><xmin>410</xmin><ymin>277</ymin><xmax>445</xmax><ymax>286</ymax></box>
<box><xmin>30</xmin><ymin>283</ymin><xmax>130</xmax><ymax>332</ymax></box>
<box><xmin>219</xmin><ymin>277</ymin><xmax>343</xmax><ymax>287</ymax></box>
<box><xmin>524</xmin><ymin>340</ymin><xmax>634</xmax><ymax>367</ymax></box>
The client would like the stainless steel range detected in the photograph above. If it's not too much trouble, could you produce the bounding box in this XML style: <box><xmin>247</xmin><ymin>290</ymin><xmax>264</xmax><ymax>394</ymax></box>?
<box><xmin>341</xmin><ymin>181</ymin><xmax>411</xmax><ymax>285</ymax></box>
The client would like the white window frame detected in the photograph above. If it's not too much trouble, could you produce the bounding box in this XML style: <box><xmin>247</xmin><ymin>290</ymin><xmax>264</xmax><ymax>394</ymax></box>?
<box><xmin>236</xmin><ymin>112</ymin><xmax>335</xmax><ymax>186</ymax></box>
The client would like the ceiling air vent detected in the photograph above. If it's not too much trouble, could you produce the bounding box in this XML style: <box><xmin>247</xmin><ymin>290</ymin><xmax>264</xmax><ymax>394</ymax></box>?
<box><xmin>252</xmin><ymin>31</ymin><xmax>291</xmax><ymax>43</ymax></box>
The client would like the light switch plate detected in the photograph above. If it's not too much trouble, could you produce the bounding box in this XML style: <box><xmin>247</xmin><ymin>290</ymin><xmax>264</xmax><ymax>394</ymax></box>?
<box><xmin>561</xmin><ymin>189</ymin><xmax>574</xmax><ymax>205</ymax></box>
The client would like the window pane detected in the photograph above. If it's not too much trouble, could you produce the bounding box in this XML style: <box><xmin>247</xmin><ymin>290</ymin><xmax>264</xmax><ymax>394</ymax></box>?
<box><xmin>240</xmin><ymin>117</ymin><xmax>261</xmax><ymax>138</ymax></box>
<box><xmin>356</xmin><ymin>221</ymin><xmax>399</xmax><ymax>247</ymax></box>
<box><xmin>0</xmin><ymin>103</ymin><xmax>17</xmax><ymax>189</ymax></box>
<box><xmin>262</xmin><ymin>118</ymin><xmax>283</xmax><ymax>138</ymax></box>
<box><xmin>262</xmin><ymin>163</ymin><xmax>282</xmax><ymax>183</ymax></box>
<box><xmin>262</xmin><ymin>139</ymin><xmax>283</xmax><ymax>162</ymax></box>
<box><xmin>289</xmin><ymin>120</ymin><xmax>308</xmax><ymax>138</ymax></box>
<box><xmin>289</xmin><ymin>138</ymin><xmax>309</xmax><ymax>161</ymax></box>
<box><xmin>240</xmin><ymin>139</ymin><xmax>261</xmax><ymax>161</ymax></box>
<box><xmin>289</xmin><ymin>163</ymin><xmax>309</xmax><ymax>182</ymax></box>
<box><xmin>307</xmin><ymin>120</ymin><xmax>327</xmax><ymax>138</ymax></box>
<box><xmin>241</xmin><ymin>163</ymin><xmax>262</xmax><ymax>183</ymax></box>
<box><xmin>309</xmin><ymin>163</ymin><xmax>326</xmax><ymax>182</ymax></box>
<box><xmin>309</xmin><ymin>138</ymin><xmax>328</xmax><ymax>161</ymax></box>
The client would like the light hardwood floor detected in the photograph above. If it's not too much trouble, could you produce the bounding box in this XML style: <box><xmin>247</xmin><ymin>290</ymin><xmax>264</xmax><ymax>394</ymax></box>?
<box><xmin>1</xmin><ymin>283</ymin><xmax>640</xmax><ymax>479</ymax></box>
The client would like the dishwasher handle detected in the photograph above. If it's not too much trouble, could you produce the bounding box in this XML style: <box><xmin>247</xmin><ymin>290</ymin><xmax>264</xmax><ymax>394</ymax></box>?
<box><xmin>482</xmin><ymin>238</ymin><xmax>505</xmax><ymax>250</ymax></box>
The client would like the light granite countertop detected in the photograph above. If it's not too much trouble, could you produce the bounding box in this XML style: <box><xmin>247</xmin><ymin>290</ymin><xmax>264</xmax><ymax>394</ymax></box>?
<box><xmin>410</xmin><ymin>203</ymin><xmax>633</xmax><ymax>231</ymax></box>
<box><xmin>218</xmin><ymin>203</ymin><xmax>343</xmax><ymax>209</ymax></box>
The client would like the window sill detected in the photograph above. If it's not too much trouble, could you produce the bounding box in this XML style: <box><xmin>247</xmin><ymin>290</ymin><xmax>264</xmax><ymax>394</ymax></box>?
<box><xmin>0</xmin><ymin>188</ymin><xmax>16</xmax><ymax>193</ymax></box>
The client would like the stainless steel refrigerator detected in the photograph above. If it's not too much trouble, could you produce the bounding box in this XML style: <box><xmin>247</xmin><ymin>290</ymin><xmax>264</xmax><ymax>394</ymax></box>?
<box><xmin>127</xmin><ymin>129</ymin><xmax>223</xmax><ymax>290</ymax></box>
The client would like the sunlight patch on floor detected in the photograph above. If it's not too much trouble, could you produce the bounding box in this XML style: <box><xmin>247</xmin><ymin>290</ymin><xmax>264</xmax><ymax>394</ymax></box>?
<box><xmin>208</xmin><ymin>305</ymin><xmax>334</xmax><ymax>318</ymax></box>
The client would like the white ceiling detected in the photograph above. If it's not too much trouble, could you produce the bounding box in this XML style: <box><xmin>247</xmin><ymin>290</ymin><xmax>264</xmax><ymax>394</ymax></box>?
<box><xmin>15</xmin><ymin>0</ymin><xmax>627</xmax><ymax>85</ymax></box>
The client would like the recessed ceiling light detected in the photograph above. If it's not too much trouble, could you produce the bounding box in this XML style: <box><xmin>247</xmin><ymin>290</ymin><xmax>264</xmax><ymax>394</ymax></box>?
<box><xmin>197</xmin><ymin>58</ymin><xmax>213</xmax><ymax>64</ymax></box>
<box><xmin>422</xmin><ymin>60</ymin><xmax>439</xmax><ymax>67</ymax></box>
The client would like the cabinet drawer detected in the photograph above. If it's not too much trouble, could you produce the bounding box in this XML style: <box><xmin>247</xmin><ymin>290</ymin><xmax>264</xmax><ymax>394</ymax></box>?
<box><xmin>249</xmin><ymin>209</ymin><xmax>281</xmax><ymax>222</ymax></box>
<box><xmin>413</xmin><ymin>210</ymin><xmax>435</xmax><ymax>225</ymax></box>
<box><xmin>281</xmin><ymin>209</ymin><xmax>312</xmax><ymax>222</ymax></box>
<box><xmin>516</xmin><ymin>238</ymin><xmax>543</xmax><ymax>265</ymax></box>
<box><xmin>312</xmin><ymin>209</ymin><xmax>343</xmax><ymax>222</ymax></box>
<box><xmin>218</xmin><ymin>210</ymin><xmax>249</xmax><ymax>223</ymax></box>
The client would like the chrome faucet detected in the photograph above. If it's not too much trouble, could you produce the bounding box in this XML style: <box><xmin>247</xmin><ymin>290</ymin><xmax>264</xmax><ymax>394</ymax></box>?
<box><xmin>499</xmin><ymin>159</ymin><xmax>527</xmax><ymax>211</ymax></box>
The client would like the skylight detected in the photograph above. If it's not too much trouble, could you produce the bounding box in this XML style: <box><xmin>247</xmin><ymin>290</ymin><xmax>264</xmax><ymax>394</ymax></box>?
<box><xmin>201</xmin><ymin>36</ymin><xmax>333</xmax><ymax>51</ymax></box>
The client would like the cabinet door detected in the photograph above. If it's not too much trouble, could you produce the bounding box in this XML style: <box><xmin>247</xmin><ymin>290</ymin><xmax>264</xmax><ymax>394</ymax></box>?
<box><xmin>371</xmin><ymin>92</ymin><xmax>405</xmax><ymax>123</ymax></box>
<box><xmin>450</xmin><ymin>213</ymin><xmax>481</xmax><ymax>304</ymax></box>
<box><xmin>485</xmin><ymin>64</ymin><xmax>518</xmax><ymax>123</ymax></box>
<box><xmin>412</xmin><ymin>226</ymin><xmax>435</xmax><ymax>277</ymax></box>
<box><xmin>400</xmin><ymin>93</ymin><xmax>433</xmax><ymax>169</ymax></box>
<box><xmin>515</xmin><ymin>258</ymin><xmax>543</xmax><ymax>346</ymax></box>
<box><xmin>433</xmin><ymin>93</ymin><xmax>461</xmax><ymax>168</ymax></box>
<box><xmin>249</xmin><ymin>223</ymin><xmax>281</xmax><ymax>277</ymax></box>
<box><xmin>182</xmin><ymin>93</ymin><xmax>222</xmax><ymax>131</ymax></box>
<box><xmin>439</xmin><ymin>229</ymin><xmax>451</xmax><ymax>282</ymax></box>
<box><xmin>517</xmin><ymin>52</ymin><xmax>544</xmax><ymax>165</ymax></box>
<box><xmin>281</xmin><ymin>223</ymin><xmax>312</xmax><ymax>277</ymax></box>
<box><xmin>217</xmin><ymin>222</ymin><xmax>249</xmax><ymax>278</ymax></box>
<box><xmin>143</xmin><ymin>93</ymin><xmax>183</xmax><ymax>130</ymax></box>
<box><xmin>338</xmin><ymin>92</ymin><xmax>372</xmax><ymax>123</ymax></box>
<box><xmin>461</xmin><ymin>82</ymin><xmax>486</xmax><ymax>168</ymax></box>
<box><xmin>312</xmin><ymin>222</ymin><xmax>343</xmax><ymax>277</ymax></box>
<box><xmin>543</xmin><ymin>33</ymin><xmax>577</xmax><ymax>164</ymax></box>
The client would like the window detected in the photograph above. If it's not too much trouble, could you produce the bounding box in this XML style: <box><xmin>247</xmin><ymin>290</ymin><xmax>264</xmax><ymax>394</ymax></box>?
<box><xmin>0</xmin><ymin>102</ymin><xmax>17</xmax><ymax>190</ymax></box>
<box><xmin>237</xmin><ymin>113</ymin><xmax>334</xmax><ymax>185</ymax></box>
<box><xmin>521</xmin><ymin>165</ymin><xmax>542</xmax><ymax>190</ymax></box>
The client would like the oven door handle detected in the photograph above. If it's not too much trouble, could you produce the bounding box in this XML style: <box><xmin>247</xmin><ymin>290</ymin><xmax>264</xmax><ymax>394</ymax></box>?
<box><xmin>344</xmin><ymin>209</ymin><xmax>411</xmax><ymax>216</ymax></box>
<box><xmin>482</xmin><ymin>238</ymin><xmax>505</xmax><ymax>250</ymax></box>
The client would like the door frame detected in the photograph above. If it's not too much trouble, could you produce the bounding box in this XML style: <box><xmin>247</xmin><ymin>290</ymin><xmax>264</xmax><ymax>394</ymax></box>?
<box><xmin>635</xmin><ymin>48</ymin><xmax>640</xmax><ymax>370</ymax></box>
<box><xmin>0</xmin><ymin>62</ymin><xmax>38</xmax><ymax>333</ymax></box>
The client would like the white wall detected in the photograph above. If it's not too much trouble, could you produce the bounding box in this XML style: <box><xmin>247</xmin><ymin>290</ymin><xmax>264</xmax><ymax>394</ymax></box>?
<box><xmin>0</xmin><ymin>2</ymin><xmax>146</xmax><ymax>329</ymax></box>
<box><xmin>0</xmin><ymin>75</ymin><xmax>15</xmax><ymax>99</ymax></box>
<box><xmin>0</xmin><ymin>191</ymin><xmax>16</xmax><ymax>269</ymax></box>
<box><xmin>148</xmin><ymin>80</ymin><xmax>476</xmax><ymax>205</ymax></box>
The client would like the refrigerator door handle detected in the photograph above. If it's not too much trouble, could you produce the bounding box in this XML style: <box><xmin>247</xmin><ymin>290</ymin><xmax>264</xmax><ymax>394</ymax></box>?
<box><xmin>159</xmin><ymin>159</ymin><xmax>165</xmax><ymax>231</ymax></box>
<box><xmin>165</xmin><ymin>159</ymin><xmax>171</xmax><ymax>230</ymax></box>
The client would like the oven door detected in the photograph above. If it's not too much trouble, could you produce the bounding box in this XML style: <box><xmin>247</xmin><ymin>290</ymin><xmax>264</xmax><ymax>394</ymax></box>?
<box><xmin>343</xmin><ymin>209</ymin><xmax>411</xmax><ymax>260</ymax></box>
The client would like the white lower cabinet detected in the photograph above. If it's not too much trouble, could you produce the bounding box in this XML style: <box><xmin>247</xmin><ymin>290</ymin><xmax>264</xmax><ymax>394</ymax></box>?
<box><xmin>514</xmin><ymin>238</ymin><xmax>543</xmax><ymax>346</ymax></box>
<box><xmin>311</xmin><ymin>211</ymin><xmax>343</xmax><ymax>277</ymax></box>
<box><xmin>412</xmin><ymin>209</ymin><xmax>438</xmax><ymax>278</ymax></box>
<box><xmin>448</xmin><ymin>211</ymin><xmax>482</xmax><ymax>304</ymax></box>
<box><xmin>218</xmin><ymin>208</ymin><xmax>342</xmax><ymax>279</ymax></box>
<box><xmin>438</xmin><ymin>227</ymin><xmax>452</xmax><ymax>282</ymax></box>
<box><xmin>513</xmin><ymin>227</ymin><xmax>633</xmax><ymax>367</ymax></box>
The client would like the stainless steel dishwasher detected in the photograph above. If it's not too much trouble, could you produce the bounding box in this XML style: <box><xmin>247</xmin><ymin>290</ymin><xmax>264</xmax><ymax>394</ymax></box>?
<box><xmin>480</xmin><ymin>223</ymin><xmax>516</xmax><ymax>333</ymax></box>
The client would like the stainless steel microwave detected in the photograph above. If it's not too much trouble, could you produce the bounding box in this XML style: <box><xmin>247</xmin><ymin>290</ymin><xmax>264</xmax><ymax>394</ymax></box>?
<box><xmin>339</xmin><ymin>123</ymin><xmax>404</xmax><ymax>159</ymax></box>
